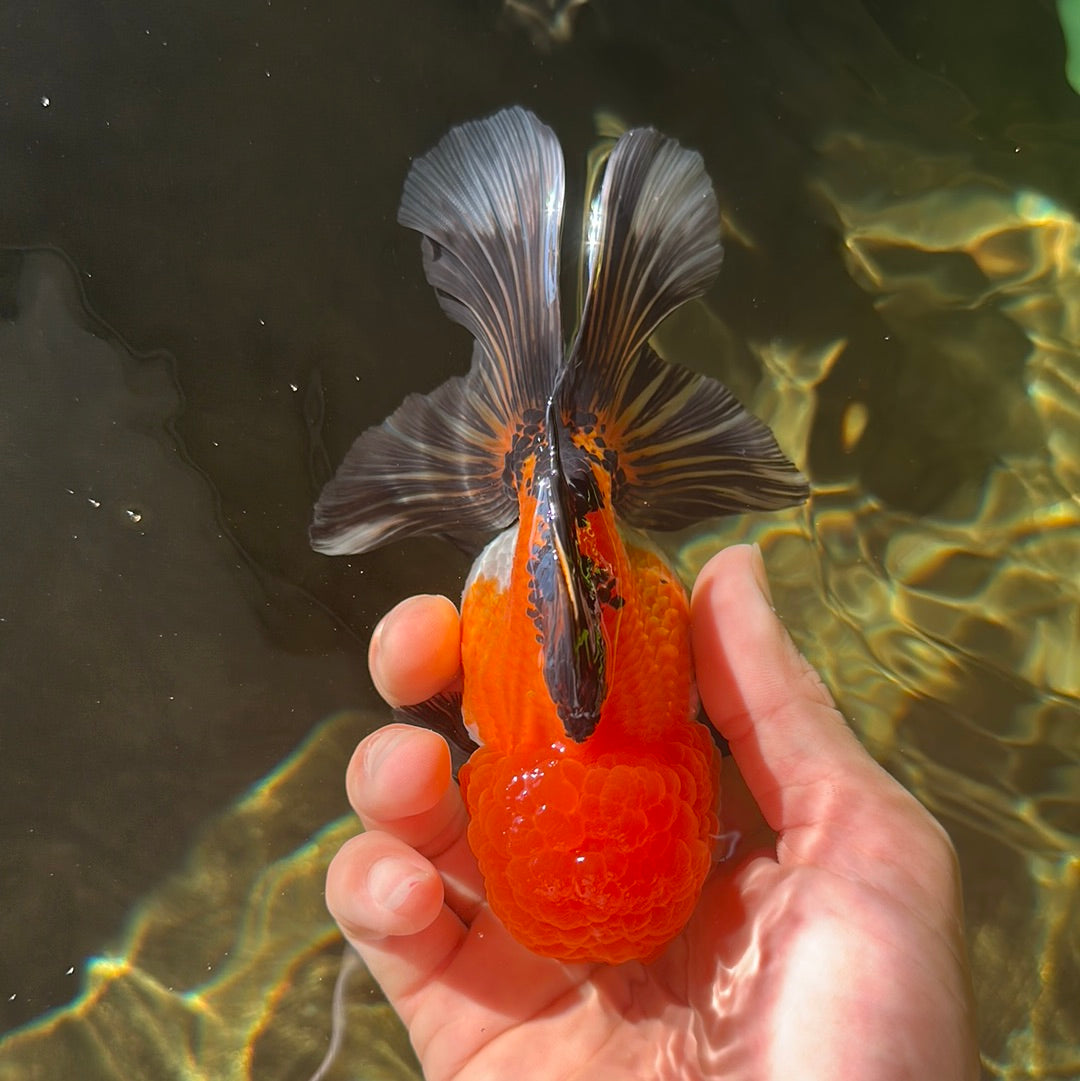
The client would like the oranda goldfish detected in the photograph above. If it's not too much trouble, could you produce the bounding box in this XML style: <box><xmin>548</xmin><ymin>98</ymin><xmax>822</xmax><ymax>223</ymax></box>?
<box><xmin>311</xmin><ymin>107</ymin><xmax>807</xmax><ymax>965</ymax></box>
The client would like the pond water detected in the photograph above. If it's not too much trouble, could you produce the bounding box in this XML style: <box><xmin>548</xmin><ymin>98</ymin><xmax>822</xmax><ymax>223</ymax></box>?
<box><xmin>0</xmin><ymin>1</ymin><xmax>1076</xmax><ymax>1078</ymax></box>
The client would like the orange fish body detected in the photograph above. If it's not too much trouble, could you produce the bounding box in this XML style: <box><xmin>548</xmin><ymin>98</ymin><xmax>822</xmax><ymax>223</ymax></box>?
<box><xmin>460</xmin><ymin>460</ymin><xmax>719</xmax><ymax>963</ymax></box>
<box><xmin>311</xmin><ymin>108</ymin><xmax>807</xmax><ymax>964</ymax></box>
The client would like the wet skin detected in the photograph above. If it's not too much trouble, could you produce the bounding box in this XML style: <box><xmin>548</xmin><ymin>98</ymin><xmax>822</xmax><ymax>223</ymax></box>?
<box><xmin>326</xmin><ymin>545</ymin><xmax>980</xmax><ymax>1081</ymax></box>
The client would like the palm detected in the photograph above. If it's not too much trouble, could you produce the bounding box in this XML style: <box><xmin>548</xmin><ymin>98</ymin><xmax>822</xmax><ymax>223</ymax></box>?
<box><xmin>327</xmin><ymin>547</ymin><xmax>978</xmax><ymax>1081</ymax></box>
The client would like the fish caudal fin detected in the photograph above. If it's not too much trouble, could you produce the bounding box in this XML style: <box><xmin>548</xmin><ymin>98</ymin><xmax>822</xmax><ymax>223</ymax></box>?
<box><xmin>565</xmin><ymin>128</ymin><xmax>809</xmax><ymax>528</ymax></box>
<box><xmin>399</xmin><ymin>107</ymin><xmax>565</xmax><ymax>417</ymax></box>
<box><xmin>573</xmin><ymin>127</ymin><xmax>723</xmax><ymax>368</ymax></box>
<box><xmin>597</xmin><ymin>341</ymin><xmax>809</xmax><ymax>527</ymax></box>
<box><xmin>311</xmin><ymin>108</ymin><xmax>566</xmax><ymax>555</ymax></box>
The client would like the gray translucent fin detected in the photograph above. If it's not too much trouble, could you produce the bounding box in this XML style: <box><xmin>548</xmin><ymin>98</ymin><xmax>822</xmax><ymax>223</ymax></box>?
<box><xmin>564</xmin><ymin>128</ymin><xmax>808</xmax><ymax>526</ymax></box>
<box><xmin>398</xmin><ymin>106</ymin><xmax>565</xmax><ymax>421</ymax></box>
<box><xmin>605</xmin><ymin>344</ymin><xmax>808</xmax><ymax>528</ymax></box>
<box><xmin>395</xmin><ymin>690</ymin><xmax>475</xmax><ymax>778</ymax></box>
<box><xmin>569</xmin><ymin>126</ymin><xmax>722</xmax><ymax>377</ymax></box>
<box><xmin>310</xmin><ymin>348</ymin><xmax>518</xmax><ymax>554</ymax></box>
<box><xmin>311</xmin><ymin>108</ymin><xmax>566</xmax><ymax>555</ymax></box>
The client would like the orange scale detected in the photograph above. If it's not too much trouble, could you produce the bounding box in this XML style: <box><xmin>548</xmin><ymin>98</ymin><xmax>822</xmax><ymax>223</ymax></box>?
<box><xmin>462</xmin><ymin>734</ymin><xmax>719</xmax><ymax>964</ymax></box>
<box><xmin>460</xmin><ymin>574</ymin><xmax>565</xmax><ymax>754</ymax></box>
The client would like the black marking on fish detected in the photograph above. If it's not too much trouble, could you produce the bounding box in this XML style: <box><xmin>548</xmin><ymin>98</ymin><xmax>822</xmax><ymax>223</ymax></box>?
<box><xmin>524</xmin><ymin>395</ymin><xmax>607</xmax><ymax>742</ymax></box>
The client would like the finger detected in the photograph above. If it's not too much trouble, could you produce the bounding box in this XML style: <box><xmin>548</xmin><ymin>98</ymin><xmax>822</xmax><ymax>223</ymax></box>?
<box><xmin>327</xmin><ymin>831</ymin><xmax>447</xmax><ymax>939</ymax></box>
<box><xmin>326</xmin><ymin>830</ymin><xmax>472</xmax><ymax>1014</ymax></box>
<box><xmin>347</xmin><ymin>723</ymin><xmax>484</xmax><ymax>919</ymax></box>
<box><xmin>369</xmin><ymin>594</ymin><xmax>461</xmax><ymax>707</ymax></box>
<box><xmin>691</xmin><ymin>545</ymin><xmax>908</xmax><ymax>857</ymax></box>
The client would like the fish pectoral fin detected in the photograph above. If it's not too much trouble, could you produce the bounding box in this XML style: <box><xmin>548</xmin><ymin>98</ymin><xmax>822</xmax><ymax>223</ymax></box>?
<box><xmin>399</xmin><ymin>106</ymin><xmax>566</xmax><ymax>420</ymax></box>
<box><xmin>609</xmin><ymin>343</ymin><xmax>809</xmax><ymax>528</ymax></box>
<box><xmin>311</xmin><ymin>345</ymin><xmax>522</xmax><ymax>554</ymax></box>
<box><xmin>395</xmin><ymin>690</ymin><xmax>475</xmax><ymax>779</ymax></box>
<box><xmin>697</xmin><ymin>705</ymin><xmax>732</xmax><ymax>758</ymax></box>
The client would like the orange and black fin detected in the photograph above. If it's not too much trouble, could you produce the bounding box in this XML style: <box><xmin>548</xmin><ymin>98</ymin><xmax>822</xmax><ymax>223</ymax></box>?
<box><xmin>311</xmin><ymin>108</ymin><xmax>565</xmax><ymax>555</ymax></box>
<box><xmin>564</xmin><ymin>128</ymin><xmax>809</xmax><ymax>528</ymax></box>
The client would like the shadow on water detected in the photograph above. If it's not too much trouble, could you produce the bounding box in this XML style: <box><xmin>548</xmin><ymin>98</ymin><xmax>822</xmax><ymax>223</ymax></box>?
<box><xmin>0</xmin><ymin>1</ymin><xmax>1078</xmax><ymax>1078</ymax></box>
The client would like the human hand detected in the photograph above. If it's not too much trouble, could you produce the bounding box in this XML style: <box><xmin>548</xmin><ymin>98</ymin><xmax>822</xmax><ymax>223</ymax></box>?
<box><xmin>326</xmin><ymin>544</ymin><xmax>979</xmax><ymax>1081</ymax></box>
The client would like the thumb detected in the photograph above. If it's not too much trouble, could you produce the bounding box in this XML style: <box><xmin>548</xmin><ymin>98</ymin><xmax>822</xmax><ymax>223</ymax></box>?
<box><xmin>691</xmin><ymin>544</ymin><xmax>893</xmax><ymax>853</ymax></box>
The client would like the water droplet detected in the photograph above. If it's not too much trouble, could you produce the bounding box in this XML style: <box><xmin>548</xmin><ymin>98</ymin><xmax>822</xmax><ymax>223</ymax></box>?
<box><xmin>40</xmin><ymin>95</ymin><xmax>50</xmax><ymax>107</ymax></box>
<box><xmin>125</xmin><ymin>509</ymin><xmax>143</xmax><ymax>524</ymax></box>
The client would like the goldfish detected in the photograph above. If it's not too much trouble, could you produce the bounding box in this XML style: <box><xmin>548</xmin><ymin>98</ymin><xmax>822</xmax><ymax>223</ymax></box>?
<box><xmin>311</xmin><ymin>107</ymin><xmax>807</xmax><ymax>965</ymax></box>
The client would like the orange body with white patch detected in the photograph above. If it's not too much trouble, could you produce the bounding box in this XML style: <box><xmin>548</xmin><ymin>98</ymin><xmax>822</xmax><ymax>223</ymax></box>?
<box><xmin>459</xmin><ymin>454</ymin><xmax>720</xmax><ymax>964</ymax></box>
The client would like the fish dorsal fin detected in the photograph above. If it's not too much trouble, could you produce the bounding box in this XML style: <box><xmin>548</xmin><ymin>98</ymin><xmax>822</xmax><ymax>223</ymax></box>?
<box><xmin>311</xmin><ymin>108</ymin><xmax>566</xmax><ymax>555</ymax></box>
<box><xmin>564</xmin><ymin>128</ymin><xmax>809</xmax><ymax>528</ymax></box>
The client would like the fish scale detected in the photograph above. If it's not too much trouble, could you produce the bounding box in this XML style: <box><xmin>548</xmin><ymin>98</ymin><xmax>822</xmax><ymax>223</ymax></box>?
<box><xmin>462</xmin><ymin>734</ymin><xmax>717</xmax><ymax>963</ymax></box>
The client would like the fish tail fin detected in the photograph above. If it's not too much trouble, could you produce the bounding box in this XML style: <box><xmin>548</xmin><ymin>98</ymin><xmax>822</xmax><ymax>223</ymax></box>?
<box><xmin>311</xmin><ymin>107</ymin><xmax>566</xmax><ymax>555</ymax></box>
<box><xmin>563</xmin><ymin>128</ymin><xmax>808</xmax><ymax>527</ymax></box>
<box><xmin>398</xmin><ymin>107</ymin><xmax>565</xmax><ymax>416</ymax></box>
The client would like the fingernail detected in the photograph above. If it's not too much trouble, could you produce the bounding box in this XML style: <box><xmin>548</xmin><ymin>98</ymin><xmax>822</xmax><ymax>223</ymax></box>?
<box><xmin>368</xmin><ymin>615</ymin><xmax>393</xmax><ymax>703</ymax></box>
<box><xmin>368</xmin><ymin>856</ymin><xmax>424</xmax><ymax>913</ymax></box>
<box><xmin>364</xmin><ymin>728</ymin><xmax>400</xmax><ymax>781</ymax></box>
<box><xmin>750</xmin><ymin>543</ymin><xmax>775</xmax><ymax>606</ymax></box>
<box><xmin>369</xmin><ymin>614</ymin><xmax>386</xmax><ymax>655</ymax></box>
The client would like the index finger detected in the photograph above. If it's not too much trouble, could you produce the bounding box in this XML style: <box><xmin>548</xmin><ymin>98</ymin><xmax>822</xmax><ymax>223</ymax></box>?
<box><xmin>368</xmin><ymin>593</ymin><xmax>462</xmax><ymax>707</ymax></box>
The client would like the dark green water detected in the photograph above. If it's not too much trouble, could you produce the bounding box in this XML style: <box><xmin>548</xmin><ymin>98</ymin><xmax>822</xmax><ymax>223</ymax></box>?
<box><xmin>1</xmin><ymin>1</ymin><xmax>1077</xmax><ymax>1077</ymax></box>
